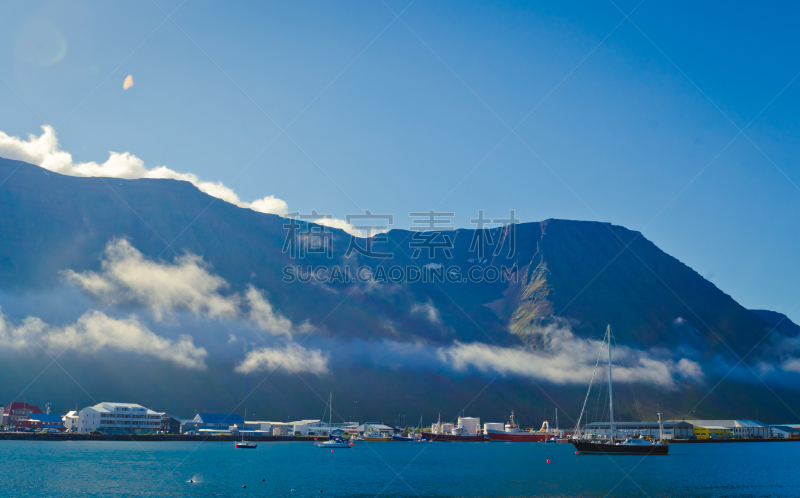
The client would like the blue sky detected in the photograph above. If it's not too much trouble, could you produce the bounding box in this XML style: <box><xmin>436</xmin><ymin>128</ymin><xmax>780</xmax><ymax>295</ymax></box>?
<box><xmin>2</xmin><ymin>0</ymin><xmax>800</xmax><ymax>321</ymax></box>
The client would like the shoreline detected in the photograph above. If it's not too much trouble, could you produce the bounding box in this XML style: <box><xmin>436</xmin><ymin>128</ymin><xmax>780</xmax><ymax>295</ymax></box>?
<box><xmin>671</xmin><ymin>438</ymin><xmax>800</xmax><ymax>443</ymax></box>
<box><xmin>0</xmin><ymin>433</ymin><xmax>317</xmax><ymax>442</ymax></box>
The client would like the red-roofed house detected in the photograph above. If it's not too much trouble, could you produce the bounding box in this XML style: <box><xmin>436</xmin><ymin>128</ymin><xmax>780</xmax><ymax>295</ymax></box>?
<box><xmin>3</xmin><ymin>402</ymin><xmax>44</xmax><ymax>430</ymax></box>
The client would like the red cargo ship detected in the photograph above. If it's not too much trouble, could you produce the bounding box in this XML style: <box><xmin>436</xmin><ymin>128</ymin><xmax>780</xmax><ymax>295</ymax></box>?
<box><xmin>485</xmin><ymin>411</ymin><xmax>555</xmax><ymax>442</ymax></box>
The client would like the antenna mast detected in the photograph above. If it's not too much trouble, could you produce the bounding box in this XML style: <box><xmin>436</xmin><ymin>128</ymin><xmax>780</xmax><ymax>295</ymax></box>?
<box><xmin>607</xmin><ymin>325</ymin><xmax>615</xmax><ymax>443</ymax></box>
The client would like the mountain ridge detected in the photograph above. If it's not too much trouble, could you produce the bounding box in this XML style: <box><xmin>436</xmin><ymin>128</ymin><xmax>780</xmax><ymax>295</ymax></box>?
<box><xmin>2</xmin><ymin>156</ymin><xmax>799</xmax><ymax>422</ymax></box>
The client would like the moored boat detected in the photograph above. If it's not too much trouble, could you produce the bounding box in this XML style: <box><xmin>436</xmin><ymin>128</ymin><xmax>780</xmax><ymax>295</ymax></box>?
<box><xmin>571</xmin><ymin>325</ymin><xmax>669</xmax><ymax>456</ymax></box>
<box><xmin>316</xmin><ymin>393</ymin><xmax>352</xmax><ymax>449</ymax></box>
<box><xmin>485</xmin><ymin>411</ymin><xmax>554</xmax><ymax>442</ymax></box>
<box><xmin>235</xmin><ymin>410</ymin><xmax>257</xmax><ymax>449</ymax></box>
<box><xmin>573</xmin><ymin>437</ymin><xmax>668</xmax><ymax>455</ymax></box>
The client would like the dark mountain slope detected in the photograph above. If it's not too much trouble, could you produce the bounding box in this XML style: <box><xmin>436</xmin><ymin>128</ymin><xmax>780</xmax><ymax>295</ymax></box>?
<box><xmin>0</xmin><ymin>157</ymin><xmax>780</xmax><ymax>355</ymax></box>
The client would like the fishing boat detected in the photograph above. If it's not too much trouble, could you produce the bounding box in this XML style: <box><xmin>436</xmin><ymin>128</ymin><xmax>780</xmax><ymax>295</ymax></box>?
<box><xmin>572</xmin><ymin>325</ymin><xmax>669</xmax><ymax>456</ymax></box>
<box><xmin>235</xmin><ymin>410</ymin><xmax>257</xmax><ymax>449</ymax></box>
<box><xmin>485</xmin><ymin>411</ymin><xmax>554</xmax><ymax>442</ymax></box>
<box><xmin>361</xmin><ymin>425</ymin><xmax>392</xmax><ymax>441</ymax></box>
<box><xmin>421</xmin><ymin>413</ymin><xmax>485</xmax><ymax>442</ymax></box>
<box><xmin>392</xmin><ymin>434</ymin><xmax>413</xmax><ymax>441</ymax></box>
<box><xmin>317</xmin><ymin>393</ymin><xmax>352</xmax><ymax>449</ymax></box>
<box><xmin>411</xmin><ymin>416</ymin><xmax>432</xmax><ymax>443</ymax></box>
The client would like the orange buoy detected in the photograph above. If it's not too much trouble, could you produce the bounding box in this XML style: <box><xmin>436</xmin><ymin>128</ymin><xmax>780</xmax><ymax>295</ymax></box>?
<box><xmin>331</xmin><ymin>450</ymin><xmax>333</xmax><ymax>452</ymax></box>
<box><xmin>546</xmin><ymin>460</ymin><xmax>550</xmax><ymax>463</ymax></box>
<box><xmin>350</xmin><ymin>443</ymin><xmax>354</xmax><ymax>447</ymax></box>
<box><xmin>575</xmin><ymin>451</ymin><xmax>578</xmax><ymax>455</ymax></box>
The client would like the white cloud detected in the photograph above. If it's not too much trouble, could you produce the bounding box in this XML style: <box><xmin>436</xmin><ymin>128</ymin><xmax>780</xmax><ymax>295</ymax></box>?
<box><xmin>0</xmin><ymin>126</ymin><xmax>367</xmax><ymax>235</ymax></box>
<box><xmin>675</xmin><ymin>357</ymin><xmax>705</xmax><ymax>382</ymax></box>
<box><xmin>0</xmin><ymin>125</ymin><xmax>288</xmax><ymax>215</ymax></box>
<box><xmin>411</xmin><ymin>300</ymin><xmax>441</xmax><ymax>325</ymax></box>
<box><xmin>245</xmin><ymin>286</ymin><xmax>297</xmax><ymax>339</ymax></box>
<box><xmin>64</xmin><ymin>239</ymin><xmax>240</xmax><ymax>322</ymax></box>
<box><xmin>0</xmin><ymin>308</ymin><xmax>207</xmax><ymax>370</ymax></box>
<box><xmin>782</xmin><ymin>357</ymin><xmax>800</xmax><ymax>374</ymax></box>
<box><xmin>64</xmin><ymin>239</ymin><xmax>304</xmax><ymax>338</ymax></box>
<box><xmin>234</xmin><ymin>343</ymin><xmax>329</xmax><ymax>375</ymax></box>
<box><xmin>436</xmin><ymin>322</ymin><xmax>705</xmax><ymax>388</ymax></box>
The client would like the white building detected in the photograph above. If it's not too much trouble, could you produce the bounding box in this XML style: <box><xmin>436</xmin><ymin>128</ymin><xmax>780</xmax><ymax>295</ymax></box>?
<box><xmin>62</xmin><ymin>411</ymin><xmax>79</xmax><ymax>432</ymax></box>
<box><xmin>584</xmin><ymin>421</ymin><xmax>694</xmax><ymax>439</ymax></box>
<box><xmin>770</xmin><ymin>425</ymin><xmax>800</xmax><ymax>439</ymax></box>
<box><xmin>77</xmin><ymin>402</ymin><xmax>161</xmax><ymax>434</ymax></box>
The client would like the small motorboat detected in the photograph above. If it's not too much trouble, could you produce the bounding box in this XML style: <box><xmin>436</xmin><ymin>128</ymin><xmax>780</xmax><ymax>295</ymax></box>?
<box><xmin>392</xmin><ymin>434</ymin><xmax>413</xmax><ymax>441</ymax></box>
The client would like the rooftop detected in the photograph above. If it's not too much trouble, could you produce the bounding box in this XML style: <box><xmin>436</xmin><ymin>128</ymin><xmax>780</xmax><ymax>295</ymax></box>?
<box><xmin>192</xmin><ymin>413</ymin><xmax>245</xmax><ymax>425</ymax></box>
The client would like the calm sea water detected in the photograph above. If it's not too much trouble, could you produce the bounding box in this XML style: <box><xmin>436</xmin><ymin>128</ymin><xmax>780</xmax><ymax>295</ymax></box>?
<box><xmin>1</xmin><ymin>440</ymin><xmax>798</xmax><ymax>497</ymax></box>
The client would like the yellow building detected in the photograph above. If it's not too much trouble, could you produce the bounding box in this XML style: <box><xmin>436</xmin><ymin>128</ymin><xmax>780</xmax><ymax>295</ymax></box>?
<box><xmin>694</xmin><ymin>426</ymin><xmax>732</xmax><ymax>439</ymax></box>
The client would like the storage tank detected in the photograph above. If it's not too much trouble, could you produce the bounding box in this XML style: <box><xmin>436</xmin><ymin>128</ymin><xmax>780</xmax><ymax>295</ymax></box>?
<box><xmin>458</xmin><ymin>417</ymin><xmax>480</xmax><ymax>434</ymax></box>
<box><xmin>484</xmin><ymin>422</ymin><xmax>504</xmax><ymax>434</ymax></box>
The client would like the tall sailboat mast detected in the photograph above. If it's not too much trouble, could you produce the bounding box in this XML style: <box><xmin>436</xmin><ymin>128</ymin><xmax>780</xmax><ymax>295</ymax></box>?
<box><xmin>607</xmin><ymin>325</ymin><xmax>615</xmax><ymax>443</ymax></box>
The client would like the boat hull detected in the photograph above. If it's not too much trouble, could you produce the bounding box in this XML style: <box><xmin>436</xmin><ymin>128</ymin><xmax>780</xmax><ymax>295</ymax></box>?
<box><xmin>235</xmin><ymin>443</ymin><xmax>257</xmax><ymax>449</ymax></box>
<box><xmin>421</xmin><ymin>432</ymin><xmax>485</xmax><ymax>442</ymax></box>
<box><xmin>572</xmin><ymin>441</ymin><xmax>669</xmax><ymax>455</ymax></box>
<box><xmin>486</xmin><ymin>431</ymin><xmax>549</xmax><ymax>442</ymax></box>
<box><xmin>361</xmin><ymin>437</ymin><xmax>392</xmax><ymax>442</ymax></box>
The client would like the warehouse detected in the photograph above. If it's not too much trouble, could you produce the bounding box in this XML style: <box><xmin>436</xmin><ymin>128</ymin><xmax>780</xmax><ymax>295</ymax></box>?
<box><xmin>582</xmin><ymin>421</ymin><xmax>693</xmax><ymax>439</ymax></box>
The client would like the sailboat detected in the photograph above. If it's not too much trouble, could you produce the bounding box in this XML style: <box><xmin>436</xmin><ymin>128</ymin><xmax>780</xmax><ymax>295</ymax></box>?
<box><xmin>235</xmin><ymin>409</ymin><xmax>257</xmax><ymax>449</ymax></box>
<box><xmin>572</xmin><ymin>325</ymin><xmax>669</xmax><ymax>456</ymax></box>
<box><xmin>317</xmin><ymin>393</ymin><xmax>351</xmax><ymax>449</ymax></box>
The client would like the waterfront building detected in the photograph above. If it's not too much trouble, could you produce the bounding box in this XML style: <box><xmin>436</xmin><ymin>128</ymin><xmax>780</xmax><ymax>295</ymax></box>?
<box><xmin>160</xmin><ymin>413</ymin><xmax>182</xmax><ymax>434</ymax></box>
<box><xmin>583</xmin><ymin>421</ymin><xmax>694</xmax><ymax>439</ymax></box>
<box><xmin>77</xmin><ymin>402</ymin><xmax>161</xmax><ymax>434</ymax></box>
<box><xmin>304</xmin><ymin>420</ymin><xmax>358</xmax><ymax>436</ymax></box>
<box><xmin>28</xmin><ymin>414</ymin><xmax>67</xmax><ymax>432</ymax></box>
<box><xmin>180</xmin><ymin>413</ymin><xmax>244</xmax><ymax>434</ymax></box>
<box><xmin>272</xmin><ymin>424</ymin><xmax>289</xmax><ymax>436</ymax></box>
<box><xmin>357</xmin><ymin>423</ymin><xmax>394</xmax><ymax>437</ymax></box>
<box><xmin>3</xmin><ymin>402</ymin><xmax>43</xmax><ymax>430</ymax></box>
<box><xmin>770</xmin><ymin>425</ymin><xmax>800</xmax><ymax>439</ymax></box>
<box><xmin>672</xmin><ymin>420</ymin><xmax>771</xmax><ymax>438</ymax></box>
<box><xmin>693</xmin><ymin>425</ymin><xmax>732</xmax><ymax>439</ymax></box>
<box><xmin>62</xmin><ymin>411</ymin><xmax>79</xmax><ymax>431</ymax></box>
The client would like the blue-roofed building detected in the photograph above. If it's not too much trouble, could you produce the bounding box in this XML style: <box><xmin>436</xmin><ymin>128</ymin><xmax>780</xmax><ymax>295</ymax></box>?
<box><xmin>181</xmin><ymin>413</ymin><xmax>244</xmax><ymax>434</ymax></box>
<box><xmin>29</xmin><ymin>414</ymin><xmax>67</xmax><ymax>432</ymax></box>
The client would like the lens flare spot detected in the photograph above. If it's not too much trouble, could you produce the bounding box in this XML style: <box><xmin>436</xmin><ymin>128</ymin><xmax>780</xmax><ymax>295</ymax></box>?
<box><xmin>15</xmin><ymin>18</ymin><xmax>67</xmax><ymax>66</ymax></box>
